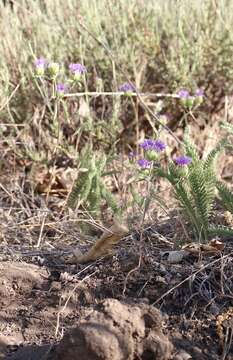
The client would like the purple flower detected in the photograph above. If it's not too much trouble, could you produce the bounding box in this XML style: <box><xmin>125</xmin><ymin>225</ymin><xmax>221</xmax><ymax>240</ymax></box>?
<box><xmin>140</xmin><ymin>139</ymin><xmax>166</xmax><ymax>152</ymax></box>
<box><xmin>119</xmin><ymin>82</ymin><xmax>135</xmax><ymax>93</ymax></box>
<box><xmin>129</xmin><ymin>151</ymin><xmax>136</xmax><ymax>159</ymax></box>
<box><xmin>35</xmin><ymin>58</ymin><xmax>46</xmax><ymax>68</ymax></box>
<box><xmin>56</xmin><ymin>83</ymin><xmax>67</xmax><ymax>94</ymax></box>
<box><xmin>69</xmin><ymin>63</ymin><xmax>87</xmax><ymax>74</ymax></box>
<box><xmin>140</xmin><ymin>139</ymin><xmax>154</xmax><ymax>151</ymax></box>
<box><xmin>137</xmin><ymin>159</ymin><xmax>152</xmax><ymax>169</ymax></box>
<box><xmin>177</xmin><ymin>89</ymin><xmax>190</xmax><ymax>98</ymax></box>
<box><xmin>34</xmin><ymin>58</ymin><xmax>47</xmax><ymax>76</ymax></box>
<box><xmin>153</xmin><ymin>140</ymin><xmax>167</xmax><ymax>152</ymax></box>
<box><xmin>195</xmin><ymin>88</ymin><xmax>204</xmax><ymax>97</ymax></box>
<box><xmin>175</xmin><ymin>155</ymin><xmax>192</xmax><ymax>166</ymax></box>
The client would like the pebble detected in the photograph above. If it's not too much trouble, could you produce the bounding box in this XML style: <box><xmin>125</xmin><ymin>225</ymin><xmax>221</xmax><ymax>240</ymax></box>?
<box><xmin>174</xmin><ymin>350</ymin><xmax>192</xmax><ymax>360</ymax></box>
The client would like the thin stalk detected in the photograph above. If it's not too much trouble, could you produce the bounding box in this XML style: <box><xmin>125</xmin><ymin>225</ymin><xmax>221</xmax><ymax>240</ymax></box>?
<box><xmin>64</xmin><ymin>91</ymin><xmax>179</xmax><ymax>98</ymax></box>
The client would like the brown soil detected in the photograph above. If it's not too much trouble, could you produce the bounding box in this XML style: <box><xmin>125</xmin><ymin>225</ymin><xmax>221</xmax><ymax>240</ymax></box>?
<box><xmin>1</xmin><ymin>223</ymin><xmax>233</xmax><ymax>360</ymax></box>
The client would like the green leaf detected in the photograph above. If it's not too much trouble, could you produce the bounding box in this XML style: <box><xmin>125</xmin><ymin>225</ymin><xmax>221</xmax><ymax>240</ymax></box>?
<box><xmin>208</xmin><ymin>225</ymin><xmax>233</xmax><ymax>237</ymax></box>
<box><xmin>216</xmin><ymin>181</ymin><xmax>233</xmax><ymax>214</ymax></box>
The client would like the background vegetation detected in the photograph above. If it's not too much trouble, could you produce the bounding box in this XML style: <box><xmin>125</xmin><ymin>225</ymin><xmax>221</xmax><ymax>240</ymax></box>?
<box><xmin>1</xmin><ymin>0</ymin><xmax>233</xmax><ymax>118</ymax></box>
<box><xmin>0</xmin><ymin>0</ymin><xmax>232</xmax><ymax>240</ymax></box>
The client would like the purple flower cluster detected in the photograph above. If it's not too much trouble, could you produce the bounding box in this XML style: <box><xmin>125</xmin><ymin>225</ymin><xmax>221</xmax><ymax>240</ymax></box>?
<box><xmin>119</xmin><ymin>82</ymin><xmax>135</xmax><ymax>93</ymax></box>
<box><xmin>35</xmin><ymin>58</ymin><xmax>47</xmax><ymax>68</ymax></box>
<box><xmin>56</xmin><ymin>83</ymin><xmax>67</xmax><ymax>94</ymax></box>
<box><xmin>69</xmin><ymin>63</ymin><xmax>87</xmax><ymax>74</ymax></box>
<box><xmin>177</xmin><ymin>88</ymin><xmax>205</xmax><ymax>108</ymax></box>
<box><xmin>129</xmin><ymin>151</ymin><xmax>136</xmax><ymax>159</ymax></box>
<box><xmin>175</xmin><ymin>155</ymin><xmax>192</xmax><ymax>166</ymax></box>
<box><xmin>177</xmin><ymin>89</ymin><xmax>190</xmax><ymax>98</ymax></box>
<box><xmin>140</xmin><ymin>139</ymin><xmax>166</xmax><ymax>152</ymax></box>
<box><xmin>137</xmin><ymin>159</ymin><xmax>152</xmax><ymax>169</ymax></box>
<box><xmin>195</xmin><ymin>88</ymin><xmax>204</xmax><ymax>97</ymax></box>
<box><xmin>177</xmin><ymin>88</ymin><xmax>204</xmax><ymax>99</ymax></box>
<box><xmin>34</xmin><ymin>58</ymin><xmax>87</xmax><ymax>81</ymax></box>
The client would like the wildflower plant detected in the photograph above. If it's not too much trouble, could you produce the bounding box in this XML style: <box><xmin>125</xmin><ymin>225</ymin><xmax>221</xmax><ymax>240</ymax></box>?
<box><xmin>154</xmin><ymin>132</ymin><xmax>231</xmax><ymax>241</ymax></box>
<box><xmin>127</xmin><ymin>138</ymin><xmax>167</xmax><ymax>218</ymax></box>
<box><xmin>31</xmin><ymin>54</ymin><xmax>232</xmax><ymax>241</ymax></box>
<box><xmin>32</xmin><ymin>57</ymin><xmax>126</xmax><ymax>219</ymax></box>
<box><xmin>128</xmin><ymin>124</ymin><xmax>233</xmax><ymax>242</ymax></box>
<box><xmin>32</xmin><ymin>58</ymin><xmax>83</xmax><ymax>138</ymax></box>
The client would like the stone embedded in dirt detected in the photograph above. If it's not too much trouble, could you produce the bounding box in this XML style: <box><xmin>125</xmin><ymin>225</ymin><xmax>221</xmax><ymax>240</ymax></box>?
<box><xmin>173</xmin><ymin>350</ymin><xmax>192</xmax><ymax>360</ymax></box>
<box><xmin>6</xmin><ymin>345</ymin><xmax>53</xmax><ymax>360</ymax></box>
<box><xmin>54</xmin><ymin>298</ymin><xmax>173</xmax><ymax>360</ymax></box>
<box><xmin>0</xmin><ymin>262</ymin><xmax>47</xmax><ymax>301</ymax></box>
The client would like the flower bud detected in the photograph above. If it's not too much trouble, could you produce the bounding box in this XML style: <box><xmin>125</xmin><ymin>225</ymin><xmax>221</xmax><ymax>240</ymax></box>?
<box><xmin>56</xmin><ymin>83</ymin><xmax>67</xmax><ymax>97</ymax></box>
<box><xmin>128</xmin><ymin>151</ymin><xmax>136</xmax><ymax>163</ymax></box>
<box><xmin>119</xmin><ymin>82</ymin><xmax>135</xmax><ymax>96</ymax></box>
<box><xmin>48</xmin><ymin>62</ymin><xmax>60</xmax><ymax>78</ymax></box>
<box><xmin>69</xmin><ymin>63</ymin><xmax>87</xmax><ymax>82</ymax></box>
<box><xmin>181</xmin><ymin>96</ymin><xmax>195</xmax><ymax>109</ymax></box>
<box><xmin>140</xmin><ymin>169</ymin><xmax>150</xmax><ymax>176</ymax></box>
<box><xmin>145</xmin><ymin>150</ymin><xmax>159</xmax><ymax>161</ymax></box>
<box><xmin>34</xmin><ymin>58</ymin><xmax>46</xmax><ymax>77</ymax></box>
<box><xmin>194</xmin><ymin>89</ymin><xmax>204</xmax><ymax>106</ymax></box>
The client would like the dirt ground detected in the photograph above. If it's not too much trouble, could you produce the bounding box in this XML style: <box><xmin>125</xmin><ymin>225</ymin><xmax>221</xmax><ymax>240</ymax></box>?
<box><xmin>0</xmin><ymin>218</ymin><xmax>233</xmax><ymax>360</ymax></box>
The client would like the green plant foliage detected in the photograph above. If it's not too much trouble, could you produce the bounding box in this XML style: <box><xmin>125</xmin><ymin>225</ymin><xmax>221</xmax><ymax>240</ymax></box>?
<box><xmin>221</xmin><ymin>122</ymin><xmax>233</xmax><ymax>135</ymax></box>
<box><xmin>203</xmin><ymin>139</ymin><xmax>229</xmax><ymax>170</ymax></box>
<box><xmin>67</xmin><ymin>146</ymin><xmax>118</xmax><ymax>216</ymax></box>
<box><xmin>156</xmin><ymin>133</ymin><xmax>229</xmax><ymax>241</ymax></box>
<box><xmin>183</xmin><ymin>129</ymin><xmax>200</xmax><ymax>163</ymax></box>
<box><xmin>216</xmin><ymin>181</ymin><xmax>233</xmax><ymax>214</ymax></box>
<box><xmin>129</xmin><ymin>184</ymin><xmax>144</xmax><ymax>208</ymax></box>
<box><xmin>208</xmin><ymin>224</ymin><xmax>233</xmax><ymax>237</ymax></box>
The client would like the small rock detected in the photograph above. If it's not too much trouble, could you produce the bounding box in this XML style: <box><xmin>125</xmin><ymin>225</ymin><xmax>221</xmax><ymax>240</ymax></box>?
<box><xmin>174</xmin><ymin>350</ymin><xmax>192</xmax><ymax>360</ymax></box>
